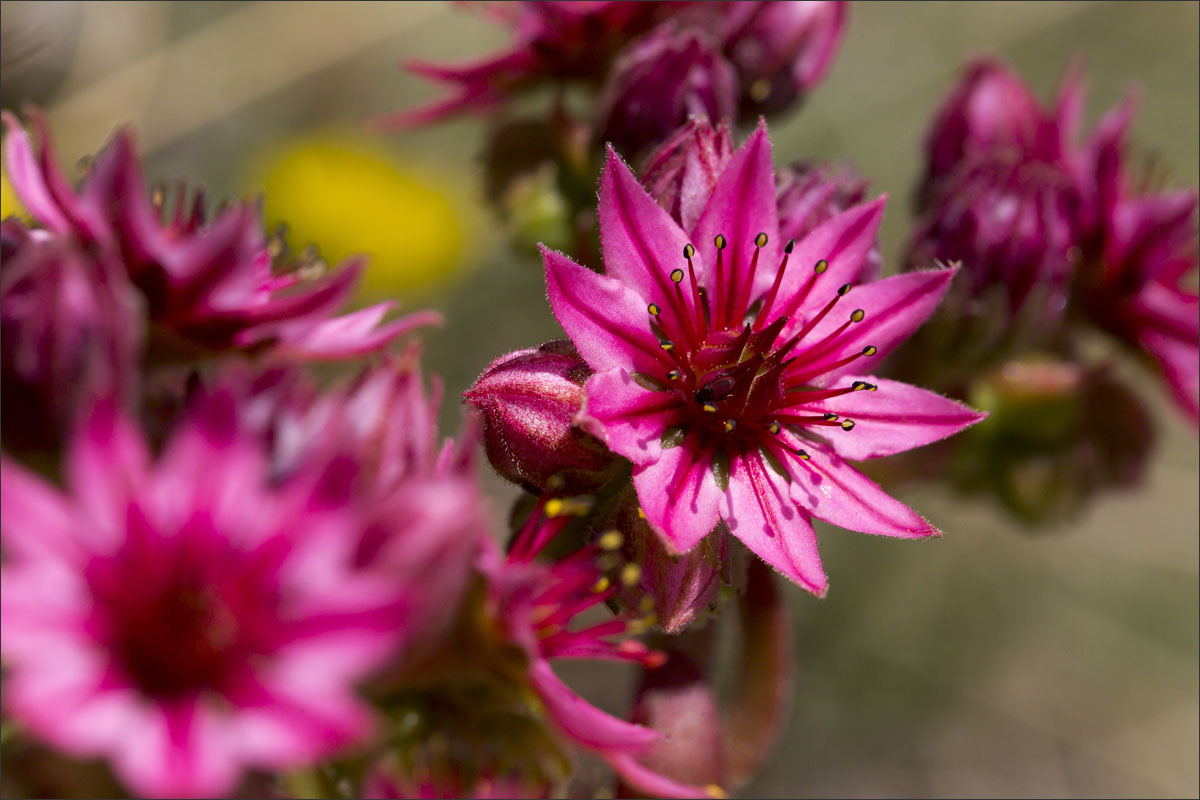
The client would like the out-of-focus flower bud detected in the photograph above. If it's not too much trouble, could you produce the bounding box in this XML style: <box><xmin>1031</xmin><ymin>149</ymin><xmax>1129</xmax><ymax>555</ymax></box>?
<box><xmin>777</xmin><ymin>160</ymin><xmax>882</xmax><ymax>283</ymax></box>
<box><xmin>622</xmin><ymin>650</ymin><xmax>727</xmax><ymax>795</ymax></box>
<box><xmin>956</xmin><ymin>357</ymin><xmax>1155</xmax><ymax>524</ymax></box>
<box><xmin>0</xmin><ymin>222</ymin><xmax>142</xmax><ymax>454</ymax></box>
<box><xmin>906</xmin><ymin>154</ymin><xmax>1082</xmax><ymax>347</ymax></box>
<box><xmin>716</xmin><ymin>0</ymin><xmax>847</xmax><ymax>117</ymax></box>
<box><xmin>640</xmin><ymin>116</ymin><xmax>734</xmax><ymax>232</ymax></box>
<box><xmin>464</xmin><ymin>340</ymin><xmax>615</xmax><ymax>492</ymax></box>
<box><xmin>597</xmin><ymin>24</ymin><xmax>738</xmax><ymax>157</ymax></box>
<box><xmin>920</xmin><ymin>58</ymin><xmax>1066</xmax><ymax>205</ymax></box>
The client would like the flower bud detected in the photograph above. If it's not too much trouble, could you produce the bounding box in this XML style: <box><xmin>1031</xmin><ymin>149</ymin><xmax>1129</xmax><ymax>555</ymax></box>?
<box><xmin>906</xmin><ymin>154</ymin><xmax>1082</xmax><ymax>344</ymax></box>
<box><xmin>640</xmin><ymin>116</ymin><xmax>734</xmax><ymax>232</ymax></box>
<box><xmin>717</xmin><ymin>0</ymin><xmax>847</xmax><ymax>117</ymax></box>
<box><xmin>0</xmin><ymin>222</ymin><xmax>142</xmax><ymax>454</ymax></box>
<box><xmin>597</xmin><ymin>24</ymin><xmax>738</xmax><ymax>157</ymax></box>
<box><xmin>464</xmin><ymin>340</ymin><xmax>615</xmax><ymax>492</ymax></box>
<box><xmin>777</xmin><ymin>160</ymin><xmax>882</xmax><ymax>282</ymax></box>
<box><xmin>920</xmin><ymin>59</ymin><xmax>1059</xmax><ymax>202</ymax></box>
<box><xmin>956</xmin><ymin>357</ymin><xmax>1155</xmax><ymax>524</ymax></box>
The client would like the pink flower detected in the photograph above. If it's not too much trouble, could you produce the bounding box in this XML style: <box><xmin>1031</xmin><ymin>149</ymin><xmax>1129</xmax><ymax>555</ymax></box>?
<box><xmin>776</xmin><ymin>160</ymin><xmax>882</xmax><ymax>283</ymax></box>
<box><xmin>2</xmin><ymin>110</ymin><xmax>436</xmax><ymax>361</ymax></box>
<box><xmin>0</xmin><ymin>396</ymin><xmax>403</xmax><ymax>797</ymax></box>
<box><xmin>641</xmin><ymin>117</ymin><xmax>735</xmax><ymax>234</ymax></box>
<box><xmin>483</xmin><ymin>497</ymin><xmax>725</xmax><ymax>799</ymax></box>
<box><xmin>542</xmin><ymin>123</ymin><xmax>984</xmax><ymax>594</ymax></box>
<box><xmin>1075</xmin><ymin>94</ymin><xmax>1199</xmax><ymax>423</ymax></box>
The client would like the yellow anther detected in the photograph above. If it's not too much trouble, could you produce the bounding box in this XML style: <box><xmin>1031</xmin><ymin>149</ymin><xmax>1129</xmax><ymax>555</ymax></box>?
<box><xmin>639</xmin><ymin>596</ymin><xmax>655</xmax><ymax>612</ymax></box>
<box><xmin>767</xmin><ymin>421</ymin><xmax>781</xmax><ymax>435</ymax></box>
<box><xmin>702</xmin><ymin>402</ymin><xmax>719</xmax><ymax>414</ymax></box>
<box><xmin>862</xmin><ymin>345</ymin><xmax>878</xmax><ymax>356</ymax></box>
<box><xmin>723</xmin><ymin>419</ymin><xmax>736</xmax><ymax>433</ymax></box>
<box><xmin>592</xmin><ymin>577</ymin><xmax>611</xmax><ymax>593</ymax></box>
<box><xmin>814</xmin><ymin>259</ymin><xmax>828</xmax><ymax>273</ymax></box>
<box><xmin>670</xmin><ymin>268</ymin><xmax>685</xmax><ymax>283</ymax></box>
<box><xmin>598</xmin><ymin>530</ymin><xmax>624</xmax><ymax>551</ymax></box>
<box><xmin>706</xmin><ymin>784</ymin><xmax>729</xmax><ymax>799</ymax></box>
<box><xmin>637</xmin><ymin>507</ymin><xmax>646</xmax><ymax>519</ymax></box>
<box><xmin>620</xmin><ymin>563</ymin><xmax>641</xmax><ymax>587</ymax></box>
<box><xmin>648</xmin><ymin>303</ymin><xmax>661</xmax><ymax>316</ymax></box>
<box><xmin>543</xmin><ymin>498</ymin><xmax>564</xmax><ymax>517</ymax></box>
<box><xmin>683</xmin><ymin>243</ymin><xmax>695</xmax><ymax>259</ymax></box>
<box><xmin>754</xmin><ymin>232</ymin><xmax>768</xmax><ymax>247</ymax></box>
<box><xmin>714</xmin><ymin>234</ymin><xmax>727</xmax><ymax>250</ymax></box>
<box><xmin>850</xmin><ymin>308</ymin><xmax>865</xmax><ymax>322</ymax></box>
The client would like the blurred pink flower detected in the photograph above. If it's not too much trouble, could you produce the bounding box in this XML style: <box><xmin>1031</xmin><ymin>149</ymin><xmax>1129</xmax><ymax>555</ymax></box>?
<box><xmin>0</xmin><ymin>220</ymin><xmax>142</xmax><ymax>452</ymax></box>
<box><xmin>482</xmin><ymin>497</ymin><xmax>723</xmax><ymax>799</ymax></box>
<box><xmin>2</xmin><ymin>110</ymin><xmax>436</xmax><ymax>362</ymax></box>
<box><xmin>1075</xmin><ymin>93</ymin><xmax>1199</xmax><ymax>423</ymax></box>
<box><xmin>0</xmin><ymin>395</ymin><xmax>403</xmax><ymax>798</ymax></box>
<box><xmin>543</xmin><ymin>123</ymin><xmax>984</xmax><ymax>594</ymax></box>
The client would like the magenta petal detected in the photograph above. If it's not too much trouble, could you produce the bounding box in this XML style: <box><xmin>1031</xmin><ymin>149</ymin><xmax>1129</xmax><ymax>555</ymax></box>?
<box><xmin>605</xmin><ymin>752</ymin><xmax>724</xmax><ymax>800</ymax></box>
<box><xmin>66</xmin><ymin>400</ymin><xmax>149</xmax><ymax>545</ymax></box>
<box><xmin>111</xmin><ymin>701</ymin><xmax>238</xmax><ymax>799</ymax></box>
<box><xmin>2</xmin><ymin>112</ymin><xmax>72</xmax><ymax>233</ymax></box>
<box><xmin>633</xmin><ymin>442</ymin><xmax>723</xmax><ymax>554</ymax></box>
<box><xmin>1131</xmin><ymin>284</ymin><xmax>1200</xmax><ymax>423</ymax></box>
<box><xmin>543</xmin><ymin>245</ymin><xmax>667</xmax><ymax>374</ymax></box>
<box><xmin>803</xmin><ymin>376</ymin><xmax>987</xmax><ymax>460</ymax></box>
<box><xmin>599</xmin><ymin>148</ymin><xmax>708</xmax><ymax>318</ymax></box>
<box><xmin>786</xmin><ymin>267</ymin><xmax>957</xmax><ymax>384</ymax></box>
<box><xmin>719</xmin><ymin>453</ymin><xmax>827</xmax><ymax>595</ymax></box>
<box><xmin>274</xmin><ymin>306</ymin><xmax>443</xmax><ymax>361</ymax></box>
<box><xmin>691</xmin><ymin>122</ymin><xmax>781</xmax><ymax>298</ymax></box>
<box><xmin>0</xmin><ymin>457</ymin><xmax>82</xmax><ymax>562</ymax></box>
<box><xmin>577</xmin><ymin>368</ymin><xmax>680</xmax><ymax>467</ymax></box>
<box><xmin>528</xmin><ymin>658</ymin><xmax>659</xmax><ymax>753</ymax></box>
<box><xmin>790</xmin><ymin>445</ymin><xmax>938</xmax><ymax>539</ymax></box>
<box><xmin>774</xmin><ymin>197</ymin><xmax>886</xmax><ymax>313</ymax></box>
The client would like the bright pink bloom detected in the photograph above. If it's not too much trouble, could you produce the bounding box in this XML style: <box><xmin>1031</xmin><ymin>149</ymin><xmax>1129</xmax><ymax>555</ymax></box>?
<box><xmin>543</xmin><ymin>123</ymin><xmax>984</xmax><ymax>594</ymax></box>
<box><xmin>2</xmin><ymin>110</ymin><xmax>436</xmax><ymax>361</ymax></box>
<box><xmin>482</xmin><ymin>498</ymin><xmax>723</xmax><ymax>799</ymax></box>
<box><xmin>464</xmin><ymin>340</ymin><xmax>615</xmax><ymax>492</ymax></box>
<box><xmin>1075</xmin><ymin>95</ymin><xmax>1199</xmax><ymax>423</ymax></box>
<box><xmin>0</xmin><ymin>396</ymin><xmax>403</xmax><ymax>798</ymax></box>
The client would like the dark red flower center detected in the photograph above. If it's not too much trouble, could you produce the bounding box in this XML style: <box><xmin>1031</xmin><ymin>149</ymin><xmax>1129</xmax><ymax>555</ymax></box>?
<box><xmin>640</xmin><ymin>233</ymin><xmax>878</xmax><ymax>470</ymax></box>
<box><xmin>88</xmin><ymin>514</ymin><xmax>282</xmax><ymax>700</ymax></box>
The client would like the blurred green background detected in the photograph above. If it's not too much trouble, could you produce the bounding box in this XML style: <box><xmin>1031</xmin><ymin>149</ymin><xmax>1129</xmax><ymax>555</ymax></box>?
<box><xmin>1</xmin><ymin>2</ymin><xmax>1196</xmax><ymax>797</ymax></box>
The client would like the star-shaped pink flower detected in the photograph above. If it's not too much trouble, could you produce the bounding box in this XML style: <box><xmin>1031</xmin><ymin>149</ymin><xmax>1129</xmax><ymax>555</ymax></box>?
<box><xmin>542</xmin><ymin>123</ymin><xmax>985</xmax><ymax>595</ymax></box>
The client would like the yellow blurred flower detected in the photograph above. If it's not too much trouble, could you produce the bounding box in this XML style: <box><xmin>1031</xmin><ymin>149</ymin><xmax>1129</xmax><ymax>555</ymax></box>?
<box><xmin>1</xmin><ymin>158</ymin><xmax>29</xmax><ymax>221</ymax></box>
<box><xmin>251</xmin><ymin>132</ymin><xmax>471</xmax><ymax>298</ymax></box>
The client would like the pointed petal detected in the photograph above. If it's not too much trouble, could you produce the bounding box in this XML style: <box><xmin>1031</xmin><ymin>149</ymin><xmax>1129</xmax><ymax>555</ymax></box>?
<box><xmin>786</xmin><ymin>267</ymin><xmax>957</xmax><ymax>384</ymax></box>
<box><xmin>798</xmin><ymin>376</ymin><xmax>986</xmax><ymax>460</ymax></box>
<box><xmin>719</xmin><ymin>453</ymin><xmax>827</xmax><ymax>595</ymax></box>
<box><xmin>111</xmin><ymin>700</ymin><xmax>239</xmax><ymax>799</ymax></box>
<box><xmin>66</xmin><ymin>399</ymin><xmax>149</xmax><ymax>549</ymax></box>
<box><xmin>774</xmin><ymin>197</ymin><xmax>886</xmax><ymax>315</ymax></box>
<box><xmin>274</xmin><ymin>305</ymin><xmax>442</xmax><ymax>361</ymax></box>
<box><xmin>606</xmin><ymin>752</ymin><xmax>726</xmax><ymax>800</ymax></box>
<box><xmin>633</xmin><ymin>441</ymin><xmax>723</xmax><ymax>554</ymax></box>
<box><xmin>1130</xmin><ymin>284</ymin><xmax>1200</xmax><ymax>424</ymax></box>
<box><xmin>0</xmin><ymin>457</ymin><xmax>82</xmax><ymax>562</ymax></box>
<box><xmin>790</xmin><ymin>444</ymin><xmax>937</xmax><ymax>538</ymax></box>
<box><xmin>691</xmin><ymin>122</ymin><xmax>781</xmax><ymax>299</ymax></box>
<box><xmin>528</xmin><ymin>658</ymin><xmax>659</xmax><ymax>753</ymax></box>
<box><xmin>543</xmin><ymin>245</ymin><xmax>668</xmax><ymax>374</ymax></box>
<box><xmin>599</xmin><ymin>147</ymin><xmax>706</xmax><ymax>326</ymax></box>
<box><xmin>2</xmin><ymin>111</ymin><xmax>71</xmax><ymax>233</ymax></box>
<box><xmin>577</xmin><ymin>367</ymin><xmax>682</xmax><ymax>467</ymax></box>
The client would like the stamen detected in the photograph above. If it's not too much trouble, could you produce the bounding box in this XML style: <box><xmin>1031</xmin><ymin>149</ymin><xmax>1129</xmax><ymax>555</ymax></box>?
<box><xmin>840</xmin><ymin>419</ymin><xmax>856</xmax><ymax>431</ymax></box>
<box><xmin>598</xmin><ymin>530</ymin><xmax>623</xmax><ymax>550</ymax></box>
<box><xmin>667</xmin><ymin>370</ymin><xmax>682</xmax><ymax>381</ymax></box>
<box><xmin>767</xmin><ymin>421</ymin><xmax>781</xmax><ymax>435</ymax></box>
<box><xmin>620</xmin><ymin>563</ymin><xmax>641</xmax><ymax>587</ymax></box>
<box><xmin>723</xmin><ymin>419</ymin><xmax>737</xmax><ymax>433</ymax></box>
<box><xmin>701</xmin><ymin>402</ymin><xmax>719</xmax><ymax>414</ymax></box>
<box><xmin>755</xmin><ymin>238</ymin><xmax>794</xmax><ymax>331</ymax></box>
<box><xmin>684</xmin><ymin>245</ymin><xmax>706</xmax><ymax>341</ymax></box>
<box><xmin>714</xmin><ymin>234</ymin><xmax>727</xmax><ymax>328</ymax></box>
<box><xmin>776</xmin><ymin>258</ymin><xmax>829</xmax><ymax>320</ymax></box>
<box><xmin>862</xmin><ymin>345</ymin><xmax>878</xmax><ymax>356</ymax></box>
<box><xmin>823</xmin><ymin>412</ymin><xmax>839</xmax><ymax>420</ymax></box>
<box><xmin>648</xmin><ymin>303</ymin><xmax>661</xmax><ymax>317</ymax></box>
<box><xmin>734</xmin><ymin>232</ymin><xmax>768</xmax><ymax>326</ymax></box>
<box><xmin>851</xmin><ymin>381</ymin><xmax>876</xmax><ymax>391</ymax></box>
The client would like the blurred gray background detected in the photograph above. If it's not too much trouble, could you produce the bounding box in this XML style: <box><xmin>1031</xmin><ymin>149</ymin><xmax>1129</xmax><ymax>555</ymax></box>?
<box><xmin>1</xmin><ymin>2</ymin><xmax>1197</xmax><ymax>797</ymax></box>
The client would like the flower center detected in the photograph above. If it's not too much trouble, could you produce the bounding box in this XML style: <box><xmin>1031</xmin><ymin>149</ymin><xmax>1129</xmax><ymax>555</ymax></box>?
<box><xmin>89</xmin><ymin>518</ymin><xmax>279</xmax><ymax>700</ymax></box>
<box><xmin>641</xmin><ymin>233</ymin><xmax>878</xmax><ymax>463</ymax></box>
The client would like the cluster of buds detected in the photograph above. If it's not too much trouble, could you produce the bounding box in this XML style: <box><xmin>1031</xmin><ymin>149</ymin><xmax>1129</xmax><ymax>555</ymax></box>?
<box><xmin>888</xmin><ymin>58</ymin><xmax>1198</xmax><ymax>521</ymax></box>
<box><xmin>380</xmin><ymin>1</ymin><xmax>847</xmax><ymax>261</ymax></box>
